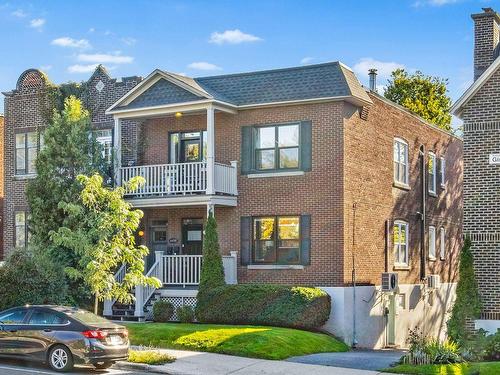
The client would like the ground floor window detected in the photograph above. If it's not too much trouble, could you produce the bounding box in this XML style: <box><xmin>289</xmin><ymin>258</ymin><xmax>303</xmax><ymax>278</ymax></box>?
<box><xmin>393</xmin><ymin>220</ymin><xmax>409</xmax><ymax>266</ymax></box>
<box><xmin>429</xmin><ymin>226</ymin><xmax>436</xmax><ymax>260</ymax></box>
<box><xmin>15</xmin><ymin>211</ymin><xmax>29</xmax><ymax>248</ymax></box>
<box><xmin>253</xmin><ymin>216</ymin><xmax>300</xmax><ymax>264</ymax></box>
<box><xmin>440</xmin><ymin>227</ymin><xmax>445</xmax><ymax>260</ymax></box>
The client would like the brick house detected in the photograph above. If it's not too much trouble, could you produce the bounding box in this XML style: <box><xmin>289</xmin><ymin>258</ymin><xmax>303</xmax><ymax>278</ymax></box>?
<box><xmin>3</xmin><ymin>62</ymin><xmax>462</xmax><ymax>348</ymax></box>
<box><xmin>451</xmin><ymin>7</ymin><xmax>500</xmax><ymax>334</ymax></box>
<box><xmin>0</xmin><ymin>113</ymin><xmax>3</xmax><ymax>257</ymax></box>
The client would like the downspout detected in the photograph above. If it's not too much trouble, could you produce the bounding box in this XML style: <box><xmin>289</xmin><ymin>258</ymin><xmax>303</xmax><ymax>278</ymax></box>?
<box><xmin>352</xmin><ymin>202</ymin><xmax>358</xmax><ymax>348</ymax></box>
<box><xmin>419</xmin><ymin>145</ymin><xmax>426</xmax><ymax>281</ymax></box>
<box><xmin>384</xmin><ymin>220</ymin><xmax>390</xmax><ymax>272</ymax></box>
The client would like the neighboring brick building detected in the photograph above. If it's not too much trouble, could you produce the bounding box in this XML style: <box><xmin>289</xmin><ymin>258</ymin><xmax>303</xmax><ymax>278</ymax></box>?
<box><xmin>0</xmin><ymin>114</ymin><xmax>4</xmax><ymax>258</ymax></box>
<box><xmin>3</xmin><ymin>62</ymin><xmax>462</xmax><ymax>348</ymax></box>
<box><xmin>452</xmin><ymin>7</ymin><xmax>500</xmax><ymax>334</ymax></box>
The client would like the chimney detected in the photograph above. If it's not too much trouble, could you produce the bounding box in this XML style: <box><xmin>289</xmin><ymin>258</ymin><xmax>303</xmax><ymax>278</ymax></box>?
<box><xmin>368</xmin><ymin>68</ymin><xmax>377</xmax><ymax>92</ymax></box>
<box><xmin>472</xmin><ymin>7</ymin><xmax>500</xmax><ymax>80</ymax></box>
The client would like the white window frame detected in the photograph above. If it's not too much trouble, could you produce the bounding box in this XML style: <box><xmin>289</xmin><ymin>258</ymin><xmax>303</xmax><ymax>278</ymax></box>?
<box><xmin>393</xmin><ymin>138</ymin><xmax>409</xmax><ymax>186</ymax></box>
<box><xmin>15</xmin><ymin>211</ymin><xmax>28</xmax><ymax>248</ymax></box>
<box><xmin>440</xmin><ymin>227</ymin><xmax>445</xmax><ymax>260</ymax></box>
<box><xmin>428</xmin><ymin>152</ymin><xmax>437</xmax><ymax>194</ymax></box>
<box><xmin>428</xmin><ymin>226</ymin><xmax>436</xmax><ymax>260</ymax></box>
<box><xmin>440</xmin><ymin>156</ymin><xmax>446</xmax><ymax>188</ymax></box>
<box><xmin>393</xmin><ymin>220</ymin><xmax>409</xmax><ymax>267</ymax></box>
<box><xmin>94</xmin><ymin>129</ymin><xmax>113</xmax><ymax>163</ymax></box>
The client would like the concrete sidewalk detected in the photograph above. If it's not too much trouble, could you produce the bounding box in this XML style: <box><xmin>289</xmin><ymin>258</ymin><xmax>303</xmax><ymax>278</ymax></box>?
<box><xmin>119</xmin><ymin>348</ymin><xmax>394</xmax><ymax>375</ymax></box>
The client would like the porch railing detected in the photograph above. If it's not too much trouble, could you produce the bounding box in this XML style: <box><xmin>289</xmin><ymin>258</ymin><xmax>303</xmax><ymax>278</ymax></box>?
<box><xmin>103</xmin><ymin>264</ymin><xmax>126</xmax><ymax>316</ymax></box>
<box><xmin>162</xmin><ymin>255</ymin><xmax>203</xmax><ymax>286</ymax></box>
<box><xmin>119</xmin><ymin>161</ymin><xmax>237</xmax><ymax>197</ymax></box>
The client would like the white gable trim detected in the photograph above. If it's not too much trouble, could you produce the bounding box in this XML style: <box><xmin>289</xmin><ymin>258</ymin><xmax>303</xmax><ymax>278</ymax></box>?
<box><xmin>106</xmin><ymin>69</ymin><xmax>213</xmax><ymax>113</ymax></box>
<box><xmin>451</xmin><ymin>56</ymin><xmax>500</xmax><ymax>118</ymax></box>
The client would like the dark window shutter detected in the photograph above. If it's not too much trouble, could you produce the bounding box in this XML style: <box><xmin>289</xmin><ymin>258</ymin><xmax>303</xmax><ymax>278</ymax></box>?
<box><xmin>300</xmin><ymin>121</ymin><xmax>312</xmax><ymax>172</ymax></box>
<box><xmin>300</xmin><ymin>214</ymin><xmax>311</xmax><ymax>265</ymax></box>
<box><xmin>241</xmin><ymin>127</ymin><xmax>253</xmax><ymax>175</ymax></box>
<box><xmin>240</xmin><ymin>216</ymin><xmax>252</xmax><ymax>265</ymax></box>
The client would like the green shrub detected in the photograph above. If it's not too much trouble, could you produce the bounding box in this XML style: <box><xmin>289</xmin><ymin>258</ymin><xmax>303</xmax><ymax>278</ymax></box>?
<box><xmin>152</xmin><ymin>300</ymin><xmax>174</xmax><ymax>323</ymax></box>
<box><xmin>128</xmin><ymin>349</ymin><xmax>175</xmax><ymax>365</ymax></box>
<box><xmin>198</xmin><ymin>214</ymin><xmax>225</xmax><ymax>296</ymax></box>
<box><xmin>176</xmin><ymin>305</ymin><xmax>195</xmax><ymax>323</ymax></box>
<box><xmin>196</xmin><ymin>284</ymin><xmax>330</xmax><ymax>330</ymax></box>
<box><xmin>0</xmin><ymin>249</ymin><xmax>68</xmax><ymax>310</ymax></box>
<box><xmin>462</xmin><ymin>329</ymin><xmax>500</xmax><ymax>361</ymax></box>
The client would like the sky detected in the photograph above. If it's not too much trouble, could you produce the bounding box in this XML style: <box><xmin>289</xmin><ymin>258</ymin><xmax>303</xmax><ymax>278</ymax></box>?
<box><xmin>0</xmin><ymin>0</ymin><xmax>496</xmax><ymax>117</ymax></box>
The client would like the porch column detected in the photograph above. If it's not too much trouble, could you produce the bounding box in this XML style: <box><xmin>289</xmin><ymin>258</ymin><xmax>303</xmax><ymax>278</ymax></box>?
<box><xmin>113</xmin><ymin>117</ymin><xmax>122</xmax><ymax>186</ymax></box>
<box><xmin>206</xmin><ymin>105</ymin><xmax>215</xmax><ymax>195</ymax></box>
<box><xmin>207</xmin><ymin>203</ymin><xmax>215</xmax><ymax>218</ymax></box>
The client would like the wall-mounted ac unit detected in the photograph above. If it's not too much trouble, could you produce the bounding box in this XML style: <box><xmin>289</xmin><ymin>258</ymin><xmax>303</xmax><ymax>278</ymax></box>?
<box><xmin>381</xmin><ymin>272</ymin><xmax>398</xmax><ymax>292</ymax></box>
<box><xmin>427</xmin><ymin>274</ymin><xmax>441</xmax><ymax>289</ymax></box>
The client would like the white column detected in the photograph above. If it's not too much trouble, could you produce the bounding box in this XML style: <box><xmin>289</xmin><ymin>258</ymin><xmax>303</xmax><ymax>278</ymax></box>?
<box><xmin>206</xmin><ymin>105</ymin><xmax>215</xmax><ymax>195</ymax></box>
<box><xmin>114</xmin><ymin>117</ymin><xmax>122</xmax><ymax>186</ymax></box>
<box><xmin>207</xmin><ymin>203</ymin><xmax>215</xmax><ymax>218</ymax></box>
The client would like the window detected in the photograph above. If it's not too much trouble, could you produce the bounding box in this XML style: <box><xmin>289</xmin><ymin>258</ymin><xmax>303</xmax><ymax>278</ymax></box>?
<box><xmin>440</xmin><ymin>227</ymin><xmax>446</xmax><ymax>260</ymax></box>
<box><xmin>428</xmin><ymin>152</ymin><xmax>436</xmax><ymax>194</ymax></box>
<box><xmin>440</xmin><ymin>157</ymin><xmax>446</xmax><ymax>187</ymax></box>
<box><xmin>429</xmin><ymin>226</ymin><xmax>436</xmax><ymax>260</ymax></box>
<box><xmin>393</xmin><ymin>221</ymin><xmax>409</xmax><ymax>266</ymax></box>
<box><xmin>253</xmin><ymin>216</ymin><xmax>300</xmax><ymax>264</ymax></box>
<box><xmin>169</xmin><ymin>131</ymin><xmax>208</xmax><ymax>163</ymax></box>
<box><xmin>16</xmin><ymin>131</ymin><xmax>38</xmax><ymax>175</ymax></box>
<box><xmin>0</xmin><ymin>308</ymin><xmax>27</xmax><ymax>324</ymax></box>
<box><xmin>394</xmin><ymin>138</ymin><xmax>409</xmax><ymax>186</ymax></box>
<box><xmin>29</xmin><ymin>310</ymin><xmax>67</xmax><ymax>325</ymax></box>
<box><xmin>255</xmin><ymin>123</ymin><xmax>299</xmax><ymax>171</ymax></box>
<box><xmin>94</xmin><ymin>129</ymin><xmax>113</xmax><ymax>163</ymax></box>
<box><xmin>15</xmin><ymin>211</ymin><xmax>29</xmax><ymax>248</ymax></box>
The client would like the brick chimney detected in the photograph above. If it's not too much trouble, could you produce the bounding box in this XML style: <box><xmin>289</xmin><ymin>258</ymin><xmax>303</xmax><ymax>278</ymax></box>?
<box><xmin>472</xmin><ymin>8</ymin><xmax>500</xmax><ymax>80</ymax></box>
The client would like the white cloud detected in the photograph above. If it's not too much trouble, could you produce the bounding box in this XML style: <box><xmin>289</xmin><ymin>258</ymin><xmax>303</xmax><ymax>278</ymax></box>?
<box><xmin>40</xmin><ymin>65</ymin><xmax>52</xmax><ymax>71</ymax></box>
<box><xmin>209</xmin><ymin>29</ymin><xmax>262</xmax><ymax>45</ymax></box>
<box><xmin>187</xmin><ymin>62</ymin><xmax>222</xmax><ymax>71</ymax></box>
<box><xmin>300</xmin><ymin>57</ymin><xmax>314</xmax><ymax>65</ymax></box>
<box><xmin>121</xmin><ymin>37</ymin><xmax>137</xmax><ymax>46</ymax></box>
<box><xmin>68</xmin><ymin>64</ymin><xmax>99</xmax><ymax>73</ymax></box>
<box><xmin>353</xmin><ymin>57</ymin><xmax>405</xmax><ymax>81</ymax></box>
<box><xmin>12</xmin><ymin>9</ymin><xmax>27</xmax><ymax>18</ymax></box>
<box><xmin>77</xmin><ymin>53</ymin><xmax>133</xmax><ymax>64</ymax></box>
<box><xmin>30</xmin><ymin>18</ymin><xmax>45</xmax><ymax>29</ymax></box>
<box><xmin>88</xmin><ymin>27</ymin><xmax>95</xmax><ymax>33</ymax></box>
<box><xmin>51</xmin><ymin>37</ymin><xmax>91</xmax><ymax>49</ymax></box>
<box><xmin>413</xmin><ymin>0</ymin><xmax>458</xmax><ymax>7</ymax></box>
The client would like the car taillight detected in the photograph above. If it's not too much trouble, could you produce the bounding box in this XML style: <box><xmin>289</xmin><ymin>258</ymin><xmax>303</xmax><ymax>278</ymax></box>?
<box><xmin>82</xmin><ymin>330</ymin><xmax>108</xmax><ymax>339</ymax></box>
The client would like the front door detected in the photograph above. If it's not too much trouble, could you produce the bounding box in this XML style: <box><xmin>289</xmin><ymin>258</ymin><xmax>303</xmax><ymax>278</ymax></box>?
<box><xmin>148</xmin><ymin>221</ymin><xmax>168</xmax><ymax>269</ymax></box>
<box><xmin>182</xmin><ymin>219</ymin><xmax>203</xmax><ymax>255</ymax></box>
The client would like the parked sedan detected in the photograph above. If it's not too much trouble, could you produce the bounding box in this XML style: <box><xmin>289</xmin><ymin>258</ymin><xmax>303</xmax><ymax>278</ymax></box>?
<box><xmin>0</xmin><ymin>305</ymin><xmax>129</xmax><ymax>372</ymax></box>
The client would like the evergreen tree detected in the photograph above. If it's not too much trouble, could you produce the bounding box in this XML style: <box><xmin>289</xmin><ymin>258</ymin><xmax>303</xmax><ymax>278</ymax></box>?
<box><xmin>447</xmin><ymin>237</ymin><xmax>482</xmax><ymax>343</ymax></box>
<box><xmin>198</xmin><ymin>213</ymin><xmax>225</xmax><ymax>296</ymax></box>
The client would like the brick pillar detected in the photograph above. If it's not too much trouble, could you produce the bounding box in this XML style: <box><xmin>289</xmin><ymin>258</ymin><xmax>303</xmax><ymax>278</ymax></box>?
<box><xmin>472</xmin><ymin>8</ymin><xmax>500</xmax><ymax>80</ymax></box>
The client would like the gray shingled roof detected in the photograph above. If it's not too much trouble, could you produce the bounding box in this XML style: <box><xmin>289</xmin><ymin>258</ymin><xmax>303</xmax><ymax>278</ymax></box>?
<box><xmin>116</xmin><ymin>62</ymin><xmax>371</xmax><ymax>111</ymax></box>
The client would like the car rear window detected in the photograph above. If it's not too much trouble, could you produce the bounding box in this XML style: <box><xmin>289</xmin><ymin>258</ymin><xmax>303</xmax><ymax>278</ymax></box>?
<box><xmin>68</xmin><ymin>310</ymin><xmax>111</xmax><ymax>324</ymax></box>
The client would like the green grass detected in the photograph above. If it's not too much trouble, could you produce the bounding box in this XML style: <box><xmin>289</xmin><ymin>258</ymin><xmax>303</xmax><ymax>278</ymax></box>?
<box><xmin>124</xmin><ymin>322</ymin><xmax>348</xmax><ymax>360</ymax></box>
<box><xmin>382</xmin><ymin>361</ymin><xmax>500</xmax><ymax>375</ymax></box>
<box><xmin>128</xmin><ymin>349</ymin><xmax>175</xmax><ymax>365</ymax></box>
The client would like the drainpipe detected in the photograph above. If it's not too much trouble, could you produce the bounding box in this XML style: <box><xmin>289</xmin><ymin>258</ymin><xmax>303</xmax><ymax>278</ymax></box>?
<box><xmin>384</xmin><ymin>220</ymin><xmax>390</xmax><ymax>272</ymax></box>
<box><xmin>418</xmin><ymin>145</ymin><xmax>427</xmax><ymax>281</ymax></box>
<box><xmin>352</xmin><ymin>202</ymin><xmax>358</xmax><ymax>348</ymax></box>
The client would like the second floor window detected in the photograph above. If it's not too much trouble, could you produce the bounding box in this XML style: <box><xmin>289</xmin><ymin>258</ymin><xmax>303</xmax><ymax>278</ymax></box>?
<box><xmin>16</xmin><ymin>132</ymin><xmax>38</xmax><ymax>175</ymax></box>
<box><xmin>393</xmin><ymin>221</ymin><xmax>409</xmax><ymax>266</ymax></box>
<box><xmin>255</xmin><ymin>124</ymin><xmax>299</xmax><ymax>170</ymax></box>
<box><xmin>440</xmin><ymin>227</ymin><xmax>446</xmax><ymax>259</ymax></box>
<box><xmin>440</xmin><ymin>156</ymin><xmax>446</xmax><ymax>187</ymax></box>
<box><xmin>394</xmin><ymin>138</ymin><xmax>409</xmax><ymax>185</ymax></box>
<box><xmin>429</xmin><ymin>226</ymin><xmax>436</xmax><ymax>260</ymax></box>
<box><xmin>428</xmin><ymin>152</ymin><xmax>436</xmax><ymax>194</ymax></box>
<box><xmin>253</xmin><ymin>216</ymin><xmax>300</xmax><ymax>264</ymax></box>
<box><xmin>94</xmin><ymin>129</ymin><xmax>113</xmax><ymax>163</ymax></box>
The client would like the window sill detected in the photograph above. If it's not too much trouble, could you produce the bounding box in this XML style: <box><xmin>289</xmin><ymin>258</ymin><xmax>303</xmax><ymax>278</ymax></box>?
<box><xmin>428</xmin><ymin>191</ymin><xmax>438</xmax><ymax>198</ymax></box>
<box><xmin>393</xmin><ymin>182</ymin><xmax>410</xmax><ymax>191</ymax></box>
<box><xmin>428</xmin><ymin>257</ymin><xmax>437</xmax><ymax>262</ymax></box>
<box><xmin>393</xmin><ymin>265</ymin><xmax>411</xmax><ymax>271</ymax></box>
<box><xmin>440</xmin><ymin>257</ymin><xmax>445</xmax><ymax>261</ymax></box>
<box><xmin>13</xmin><ymin>174</ymin><xmax>37</xmax><ymax>180</ymax></box>
<box><xmin>247</xmin><ymin>171</ymin><xmax>305</xmax><ymax>178</ymax></box>
<box><xmin>247</xmin><ymin>264</ymin><xmax>305</xmax><ymax>270</ymax></box>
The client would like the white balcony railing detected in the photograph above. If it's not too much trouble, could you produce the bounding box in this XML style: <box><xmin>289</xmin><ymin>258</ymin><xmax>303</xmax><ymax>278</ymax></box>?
<box><xmin>119</xmin><ymin>161</ymin><xmax>237</xmax><ymax>197</ymax></box>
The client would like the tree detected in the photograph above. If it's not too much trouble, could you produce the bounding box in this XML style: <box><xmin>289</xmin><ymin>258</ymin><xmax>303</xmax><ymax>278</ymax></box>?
<box><xmin>198</xmin><ymin>213</ymin><xmax>225</xmax><ymax>296</ymax></box>
<box><xmin>26</xmin><ymin>96</ymin><xmax>106</xmax><ymax>303</ymax></box>
<box><xmin>447</xmin><ymin>237</ymin><xmax>482</xmax><ymax>344</ymax></box>
<box><xmin>50</xmin><ymin>173</ymin><xmax>161</xmax><ymax>314</ymax></box>
<box><xmin>384</xmin><ymin>69</ymin><xmax>452</xmax><ymax>131</ymax></box>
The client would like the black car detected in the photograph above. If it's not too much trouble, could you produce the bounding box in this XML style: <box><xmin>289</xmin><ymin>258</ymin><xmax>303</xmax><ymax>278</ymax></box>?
<box><xmin>0</xmin><ymin>305</ymin><xmax>129</xmax><ymax>372</ymax></box>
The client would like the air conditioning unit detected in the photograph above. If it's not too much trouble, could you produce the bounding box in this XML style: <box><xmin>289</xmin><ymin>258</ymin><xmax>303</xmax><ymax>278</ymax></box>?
<box><xmin>381</xmin><ymin>272</ymin><xmax>398</xmax><ymax>292</ymax></box>
<box><xmin>427</xmin><ymin>274</ymin><xmax>441</xmax><ymax>289</ymax></box>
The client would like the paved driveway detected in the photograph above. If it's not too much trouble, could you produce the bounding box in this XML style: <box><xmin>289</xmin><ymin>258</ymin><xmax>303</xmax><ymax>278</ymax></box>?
<box><xmin>287</xmin><ymin>349</ymin><xmax>405</xmax><ymax>371</ymax></box>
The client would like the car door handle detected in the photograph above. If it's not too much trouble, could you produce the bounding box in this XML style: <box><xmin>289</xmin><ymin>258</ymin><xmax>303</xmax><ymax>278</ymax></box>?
<box><xmin>8</xmin><ymin>330</ymin><xmax>17</xmax><ymax>333</ymax></box>
<box><xmin>43</xmin><ymin>329</ymin><xmax>52</xmax><ymax>333</ymax></box>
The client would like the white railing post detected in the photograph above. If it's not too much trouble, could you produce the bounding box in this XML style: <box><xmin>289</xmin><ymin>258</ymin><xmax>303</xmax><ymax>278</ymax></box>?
<box><xmin>230</xmin><ymin>160</ymin><xmax>238</xmax><ymax>195</ymax></box>
<box><xmin>103</xmin><ymin>300</ymin><xmax>113</xmax><ymax>316</ymax></box>
<box><xmin>206</xmin><ymin>105</ymin><xmax>215</xmax><ymax>195</ymax></box>
<box><xmin>155</xmin><ymin>251</ymin><xmax>164</xmax><ymax>284</ymax></box>
<box><xmin>222</xmin><ymin>251</ymin><xmax>238</xmax><ymax>285</ymax></box>
<box><xmin>113</xmin><ymin>118</ymin><xmax>122</xmax><ymax>186</ymax></box>
<box><xmin>134</xmin><ymin>285</ymin><xmax>144</xmax><ymax>318</ymax></box>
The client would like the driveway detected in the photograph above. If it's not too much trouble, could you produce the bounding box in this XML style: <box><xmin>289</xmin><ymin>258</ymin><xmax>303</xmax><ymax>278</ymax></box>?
<box><xmin>287</xmin><ymin>349</ymin><xmax>405</xmax><ymax>371</ymax></box>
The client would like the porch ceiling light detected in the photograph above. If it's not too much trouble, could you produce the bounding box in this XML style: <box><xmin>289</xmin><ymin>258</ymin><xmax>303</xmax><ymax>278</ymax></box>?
<box><xmin>138</xmin><ymin>230</ymin><xmax>145</xmax><ymax>237</ymax></box>
<box><xmin>175</xmin><ymin>112</ymin><xmax>183</xmax><ymax>118</ymax></box>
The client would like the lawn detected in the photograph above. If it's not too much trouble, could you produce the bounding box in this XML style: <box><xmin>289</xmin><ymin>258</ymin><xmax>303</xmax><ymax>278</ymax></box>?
<box><xmin>382</xmin><ymin>361</ymin><xmax>500</xmax><ymax>375</ymax></box>
<box><xmin>124</xmin><ymin>322</ymin><xmax>348</xmax><ymax>360</ymax></box>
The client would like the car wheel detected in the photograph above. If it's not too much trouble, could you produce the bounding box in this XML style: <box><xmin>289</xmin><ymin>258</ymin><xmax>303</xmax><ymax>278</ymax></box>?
<box><xmin>94</xmin><ymin>361</ymin><xmax>114</xmax><ymax>369</ymax></box>
<box><xmin>48</xmin><ymin>345</ymin><xmax>74</xmax><ymax>372</ymax></box>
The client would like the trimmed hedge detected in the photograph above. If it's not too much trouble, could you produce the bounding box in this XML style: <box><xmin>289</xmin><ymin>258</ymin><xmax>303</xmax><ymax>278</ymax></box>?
<box><xmin>152</xmin><ymin>300</ymin><xmax>174</xmax><ymax>322</ymax></box>
<box><xmin>196</xmin><ymin>284</ymin><xmax>330</xmax><ymax>330</ymax></box>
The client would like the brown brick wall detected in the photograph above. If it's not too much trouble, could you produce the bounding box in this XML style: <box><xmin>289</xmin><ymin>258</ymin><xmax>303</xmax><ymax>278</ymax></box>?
<box><xmin>0</xmin><ymin>115</ymin><xmax>4</xmax><ymax>257</ymax></box>
<box><xmin>472</xmin><ymin>10</ymin><xmax>500</xmax><ymax>80</ymax></box>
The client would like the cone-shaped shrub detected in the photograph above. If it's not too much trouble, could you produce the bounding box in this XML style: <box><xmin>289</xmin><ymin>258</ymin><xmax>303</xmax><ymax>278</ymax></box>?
<box><xmin>198</xmin><ymin>213</ymin><xmax>225</xmax><ymax>296</ymax></box>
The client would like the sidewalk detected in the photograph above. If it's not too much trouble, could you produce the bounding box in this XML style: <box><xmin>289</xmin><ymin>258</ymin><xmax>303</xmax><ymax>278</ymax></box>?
<box><xmin>118</xmin><ymin>348</ymin><xmax>394</xmax><ymax>375</ymax></box>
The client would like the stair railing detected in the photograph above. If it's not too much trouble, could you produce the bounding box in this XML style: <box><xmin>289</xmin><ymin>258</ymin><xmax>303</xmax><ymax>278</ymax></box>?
<box><xmin>134</xmin><ymin>251</ymin><xmax>164</xmax><ymax>318</ymax></box>
<box><xmin>103</xmin><ymin>264</ymin><xmax>127</xmax><ymax>316</ymax></box>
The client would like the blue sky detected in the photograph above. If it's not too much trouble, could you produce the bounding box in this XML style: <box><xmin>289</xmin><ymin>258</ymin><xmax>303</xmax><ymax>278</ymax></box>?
<box><xmin>0</xmin><ymin>0</ymin><xmax>495</xmax><ymax>115</ymax></box>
